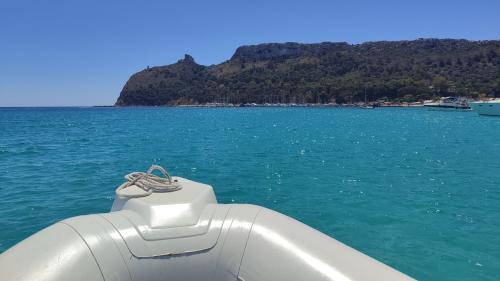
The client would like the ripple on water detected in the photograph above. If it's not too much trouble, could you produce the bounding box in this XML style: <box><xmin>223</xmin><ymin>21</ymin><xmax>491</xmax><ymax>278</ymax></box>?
<box><xmin>0</xmin><ymin>107</ymin><xmax>500</xmax><ymax>280</ymax></box>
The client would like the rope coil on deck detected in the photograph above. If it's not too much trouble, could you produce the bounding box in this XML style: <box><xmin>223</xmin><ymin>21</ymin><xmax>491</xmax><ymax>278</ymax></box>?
<box><xmin>116</xmin><ymin>165</ymin><xmax>182</xmax><ymax>198</ymax></box>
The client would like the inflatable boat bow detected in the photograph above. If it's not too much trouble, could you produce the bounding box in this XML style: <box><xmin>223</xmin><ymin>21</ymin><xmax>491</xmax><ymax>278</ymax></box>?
<box><xmin>0</xmin><ymin>166</ymin><xmax>415</xmax><ymax>281</ymax></box>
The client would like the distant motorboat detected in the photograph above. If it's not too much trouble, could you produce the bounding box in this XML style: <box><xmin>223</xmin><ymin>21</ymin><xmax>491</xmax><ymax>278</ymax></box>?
<box><xmin>360</xmin><ymin>105</ymin><xmax>375</xmax><ymax>109</ymax></box>
<box><xmin>469</xmin><ymin>99</ymin><xmax>500</xmax><ymax>116</ymax></box>
<box><xmin>423</xmin><ymin>96</ymin><xmax>470</xmax><ymax>110</ymax></box>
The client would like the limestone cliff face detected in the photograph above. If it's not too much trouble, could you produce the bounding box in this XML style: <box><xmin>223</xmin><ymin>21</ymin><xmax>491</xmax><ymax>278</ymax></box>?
<box><xmin>116</xmin><ymin>39</ymin><xmax>500</xmax><ymax>106</ymax></box>
<box><xmin>230</xmin><ymin>42</ymin><xmax>350</xmax><ymax>60</ymax></box>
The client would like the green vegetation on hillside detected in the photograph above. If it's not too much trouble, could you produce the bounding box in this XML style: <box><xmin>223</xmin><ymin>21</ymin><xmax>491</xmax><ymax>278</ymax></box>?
<box><xmin>116</xmin><ymin>39</ymin><xmax>500</xmax><ymax>106</ymax></box>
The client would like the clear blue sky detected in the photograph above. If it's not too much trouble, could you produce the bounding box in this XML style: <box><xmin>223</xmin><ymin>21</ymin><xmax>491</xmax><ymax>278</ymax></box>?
<box><xmin>1</xmin><ymin>0</ymin><xmax>499</xmax><ymax>106</ymax></box>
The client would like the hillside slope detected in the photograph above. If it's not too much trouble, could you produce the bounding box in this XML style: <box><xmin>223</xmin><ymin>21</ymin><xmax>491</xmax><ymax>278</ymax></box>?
<box><xmin>116</xmin><ymin>39</ymin><xmax>500</xmax><ymax>106</ymax></box>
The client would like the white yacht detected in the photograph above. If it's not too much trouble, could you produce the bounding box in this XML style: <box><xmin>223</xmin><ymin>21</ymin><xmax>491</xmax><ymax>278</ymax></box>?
<box><xmin>423</xmin><ymin>96</ymin><xmax>470</xmax><ymax>110</ymax></box>
<box><xmin>469</xmin><ymin>99</ymin><xmax>500</xmax><ymax>116</ymax></box>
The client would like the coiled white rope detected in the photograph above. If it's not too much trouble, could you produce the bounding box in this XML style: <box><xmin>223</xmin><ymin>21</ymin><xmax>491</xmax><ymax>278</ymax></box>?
<box><xmin>116</xmin><ymin>165</ymin><xmax>182</xmax><ymax>198</ymax></box>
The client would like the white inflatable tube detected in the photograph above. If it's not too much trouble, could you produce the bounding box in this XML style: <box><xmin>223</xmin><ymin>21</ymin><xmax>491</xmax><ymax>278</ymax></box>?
<box><xmin>0</xmin><ymin>177</ymin><xmax>415</xmax><ymax>281</ymax></box>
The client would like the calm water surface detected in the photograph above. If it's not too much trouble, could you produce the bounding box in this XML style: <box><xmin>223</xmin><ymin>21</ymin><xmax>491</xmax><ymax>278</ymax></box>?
<box><xmin>0</xmin><ymin>107</ymin><xmax>499</xmax><ymax>280</ymax></box>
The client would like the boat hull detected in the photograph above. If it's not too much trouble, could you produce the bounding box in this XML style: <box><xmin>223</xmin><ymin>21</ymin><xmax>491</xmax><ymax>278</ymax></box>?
<box><xmin>424</xmin><ymin>105</ymin><xmax>470</xmax><ymax>111</ymax></box>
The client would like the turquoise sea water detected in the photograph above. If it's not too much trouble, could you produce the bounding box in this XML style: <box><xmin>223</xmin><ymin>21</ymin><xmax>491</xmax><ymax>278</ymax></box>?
<box><xmin>0</xmin><ymin>107</ymin><xmax>499</xmax><ymax>280</ymax></box>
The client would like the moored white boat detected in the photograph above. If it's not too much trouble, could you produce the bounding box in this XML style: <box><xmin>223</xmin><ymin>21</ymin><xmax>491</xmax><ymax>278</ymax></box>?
<box><xmin>423</xmin><ymin>96</ymin><xmax>470</xmax><ymax>110</ymax></box>
<box><xmin>469</xmin><ymin>99</ymin><xmax>500</xmax><ymax>116</ymax></box>
<box><xmin>359</xmin><ymin>104</ymin><xmax>375</xmax><ymax>109</ymax></box>
<box><xmin>360</xmin><ymin>91</ymin><xmax>375</xmax><ymax>109</ymax></box>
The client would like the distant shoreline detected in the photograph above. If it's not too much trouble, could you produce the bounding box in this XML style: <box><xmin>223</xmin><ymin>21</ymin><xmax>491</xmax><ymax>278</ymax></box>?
<box><xmin>172</xmin><ymin>102</ymin><xmax>425</xmax><ymax>108</ymax></box>
<box><xmin>1</xmin><ymin>103</ymin><xmax>426</xmax><ymax>109</ymax></box>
